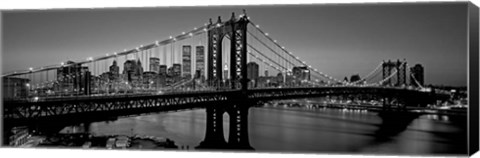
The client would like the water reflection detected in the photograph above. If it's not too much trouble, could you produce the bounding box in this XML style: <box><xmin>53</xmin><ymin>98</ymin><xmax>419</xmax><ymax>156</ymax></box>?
<box><xmin>62</xmin><ymin>106</ymin><xmax>466</xmax><ymax>154</ymax></box>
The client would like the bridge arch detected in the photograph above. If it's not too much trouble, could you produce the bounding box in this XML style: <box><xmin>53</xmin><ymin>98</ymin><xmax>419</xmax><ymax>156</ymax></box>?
<box><xmin>207</xmin><ymin>13</ymin><xmax>249</xmax><ymax>91</ymax></box>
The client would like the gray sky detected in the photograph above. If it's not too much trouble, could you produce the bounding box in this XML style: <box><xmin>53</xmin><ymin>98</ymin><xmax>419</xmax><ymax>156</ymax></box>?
<box><xmin>2</xmin><ymin>2</ymin><xmax>468</xmax><ymax>86</ymax></box>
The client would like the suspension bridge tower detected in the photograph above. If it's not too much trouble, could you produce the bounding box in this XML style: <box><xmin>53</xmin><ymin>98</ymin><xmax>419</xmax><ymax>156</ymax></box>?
<box><xmin>200</xmin><ymin>11</ymin><xmax>253</xmax><ymax>150</ymax></box>
<box><xmin>207</xmin><ymin>11</ymin><xmax>249</xmax><ymax>92</ymax></box>
<box><xmin>382</xmin><ymin>59</ymin><xmax>407</xmax><ymax>86</ymax></box>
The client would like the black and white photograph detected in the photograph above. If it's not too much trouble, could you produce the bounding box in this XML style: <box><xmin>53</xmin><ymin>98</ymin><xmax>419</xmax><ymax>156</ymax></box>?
<box><xmin>1</xmin><ymin>1</ymin><xmax>478</xmax><ymax>157</ymax></box>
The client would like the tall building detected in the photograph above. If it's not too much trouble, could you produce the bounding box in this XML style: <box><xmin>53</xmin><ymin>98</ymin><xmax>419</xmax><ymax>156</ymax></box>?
<box><xmin>149</xmin><ymin>57</ymin><xmax>160</xmax><ymax>73</ymax></box>
<box><xmin>56</xmin><ymin>61</ymin><xmax>90</xmax><ymax>95</ymax></box>
<box><xmin>224</xmin><ymin>63</ymin><xmax>229</xmax><ymax>80</ymax></box>
<box><xmin>135</xmin><ymin>59</ymin><xmax>144</xmax><ymax>77</ymax></box>
<box><xmin>158</xmin><ymin>65</ymin><xmax>168</xmax><ymax>87</ymax></box>
<box><xmin>109</xmin><ymin>60</ymin><xmax>120</xmax><ymax>81</ymax></box>
<box><xmin>292</xmin><ymin>66</ymin><xmax>310</xmax><ymax>81</ymax></box>
<box><xmin>123</xmin><ymin>60</ymin><xmax>136</xmax><ymax>83</ymax></box>
<box><xmin>195</xmin><ymin>46</ymin><xmax>205</xmax><ymax>77</ymax></box>
<box><xmin>410</xmin><ymin>64</ymin><xmax>424</xmax><ymax>87</ymax></box>
<box><xmin>159</xmin><ymin>65</ymin><xmax>167</xmax><ymax>76</ymax></box>
<box><xmin>182</xmin><ymin>45</ymin><xmax>192</xmax><ymax>78</ymax></box>
<box><xmin>173</xmin><ymin>63</ymin><xmax>181</xmax><ymax>77</ymax></box>
<box><xmin>276</xmin><ymin>72</ymin><xmax>284</xmax><ymax>84</ymax></box>
<box><xmin>123</xmin><ymin>59</ymin><xmax>143</xmax><ymax>83</ymax></box>
<box><xmin>247</xmin><ymin>62</ymin><xmax>259</xmax><ymax>81</ymax></box>
<box><xmin>167</xmin><ymin>66</ymin><xmax>174</xmax><ymax>77</ymax></box>
<box><xmin>2</xmin><ymin>77</ymin><xmax>29</xmax><ymax>100</ymax></box>
<box><xmin>350</xmin><ymin>74</ymin><xmax>361</xmax><ymax>83</ymax></box>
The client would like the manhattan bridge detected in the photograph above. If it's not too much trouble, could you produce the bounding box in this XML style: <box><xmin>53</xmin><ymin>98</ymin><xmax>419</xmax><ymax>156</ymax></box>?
<box><xmin>2</xmin><ymin>11</ymin><xmax>453</xmax><ymax>149</ymax></box>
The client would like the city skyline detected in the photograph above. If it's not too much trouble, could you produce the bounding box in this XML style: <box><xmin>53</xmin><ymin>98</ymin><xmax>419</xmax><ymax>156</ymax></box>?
<box><xmin>2</xmin><ymin>3</ymin><xmax>468</xmax><ymax>86</ymax></box>
<box><xmin>2</xmin><ymin>2</ymin><xmax>473</xmax><ymax>154</ymax></box>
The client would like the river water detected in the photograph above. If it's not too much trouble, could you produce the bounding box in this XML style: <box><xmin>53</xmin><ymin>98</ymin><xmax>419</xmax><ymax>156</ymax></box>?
<box><xmin>80</xmin><ymin>105</ymin><xmax>466</xmax><ymax>155</ymax></box>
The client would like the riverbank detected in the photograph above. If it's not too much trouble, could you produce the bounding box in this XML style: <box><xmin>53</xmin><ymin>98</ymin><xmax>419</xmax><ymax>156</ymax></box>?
<box><xmin>35</xmin><ymin>133</ymin><xmax>177</xmax><ymax>150</ymax></box>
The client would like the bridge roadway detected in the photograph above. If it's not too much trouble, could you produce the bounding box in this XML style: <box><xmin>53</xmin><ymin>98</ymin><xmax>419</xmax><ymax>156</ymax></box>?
<box><xmin>3</xmin><ymin>86</ymin><xmax>448</xmax><ymax>126</ymax></box>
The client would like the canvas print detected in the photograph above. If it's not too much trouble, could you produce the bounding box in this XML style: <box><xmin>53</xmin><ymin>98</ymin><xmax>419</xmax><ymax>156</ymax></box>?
<box><xmin>1</xmin><ymin>2</ymin><xmax>473</xmax><ymax>156</ymax></box>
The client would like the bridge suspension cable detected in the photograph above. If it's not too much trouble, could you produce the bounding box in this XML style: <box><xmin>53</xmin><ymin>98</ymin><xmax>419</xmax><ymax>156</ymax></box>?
<box><xmin>364</xmin><ymin>61</ymin><xmax>407</xmax><ymax>86</ymax></box>
<box><xmin>406</xmin><ymin>63</ymin><xmax>425</xmax><ymax>89</ymax></box>
<box><xmin>350</xmin><ymin>61</ymin><xmax>384</xmax><ymax>85</ymax></box>
<box><xmin>247</xmin><ymin>26</ymin><xmax>336</xmax><ymax>83</ymax></box>
<box><xmin>248</xmin><ymin>21</ymin><xmax>346</xmax><ymax>84</ymax></box>
<box><xmin>2</xmin><ymin>23</ymin><xmax>212</xmax><ymax>78</ymax></box>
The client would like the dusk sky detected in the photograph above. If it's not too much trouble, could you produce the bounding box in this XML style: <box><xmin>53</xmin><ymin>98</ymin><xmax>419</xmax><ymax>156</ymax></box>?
<box><xmin>2</xmin><ymin>2</ymin><xmax>468</xmax><ymax>86</ymax></box>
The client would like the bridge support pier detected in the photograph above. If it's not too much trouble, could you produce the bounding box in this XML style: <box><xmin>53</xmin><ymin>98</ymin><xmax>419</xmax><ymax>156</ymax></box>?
<box><xmin>198</xmin><ymin>105</ymin><xmax>227</xmax><ymax>148</ymax></box>
<box><xmin>375</xmin><ymin>111</ymin><xmax>421</xmax><ymax>140</ymax></box>
<box><xmin>225</xmin><ymin>104</ymin><xmax>252</xmax><ymax>149</ymax></box>
<box><xmin>197</xmin><ymin>101</ymin><xmax>253</xmax><ymax>150</ymax></box>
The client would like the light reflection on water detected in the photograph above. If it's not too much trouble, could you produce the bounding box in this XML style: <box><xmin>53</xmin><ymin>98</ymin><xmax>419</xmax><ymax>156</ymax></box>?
<box><xmin>81</xmin><ymin>107</ymin><xmax>466</xmax><ymax>154</ymax></box>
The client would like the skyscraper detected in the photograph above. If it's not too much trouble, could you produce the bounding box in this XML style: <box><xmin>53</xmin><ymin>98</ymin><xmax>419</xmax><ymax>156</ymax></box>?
<box><xmin>109</xmin><ymin>60</ymin><xmax>120</xmax><ymax>81</ymax></box>
<box><xmin>135</xmin><ymin>59</ymin><xmax>144</xmax><ymax>77</ymax></box>
<box><xmin>182</xmin><ymin>45</ymin><xmax>192</xmax><ymax>78</ymax></box>
<box><xmin>149</xmin><ymin>57</ymin><xmax>160</xmax><ymax>73</ymax></box>
<box><xmin>123</xmin><ymin>60</ymin><xmax>136</xmax><ymax>83</ymax></box>
<box><xmin>224</xmin><ymin>63</ymin><xmax>229</xmax><ymax>80</ymax></box>
<box><xmin>247</xmin><ymin>62</ymin><xmax>259</xmax><ymax>81</ymax></box>
<box><xmin>173</xmin><ymin>63</ymin><xmax>182</xmax><ymax>77</ymax></box>
<box><xmin>123</xmin><ymin>59</ymin><xmax>143</xmax><ymax>83</ymax></box>
<box><xmin>292</xmin><ymin>66</ymin><xmax>310</xmax><ymax>81</ymax></box>
<box><xmin>159</xmin><ymin>65</ymin><xmax>167</xmax><ymax>76</ymax></box>
<box><xmin>196</xmin><ymin>46</ymin><xmax>205</xmax><ymax>77</ymax></box>
<box><xmin>410</xmin><ymin>64</ymin><xmax>424</xmax><ymax>87</ymax></box>
<box><xmin>56</xmin><ymin>61</ymin><xmax>90</xmax><ymax>95</ymax></box>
